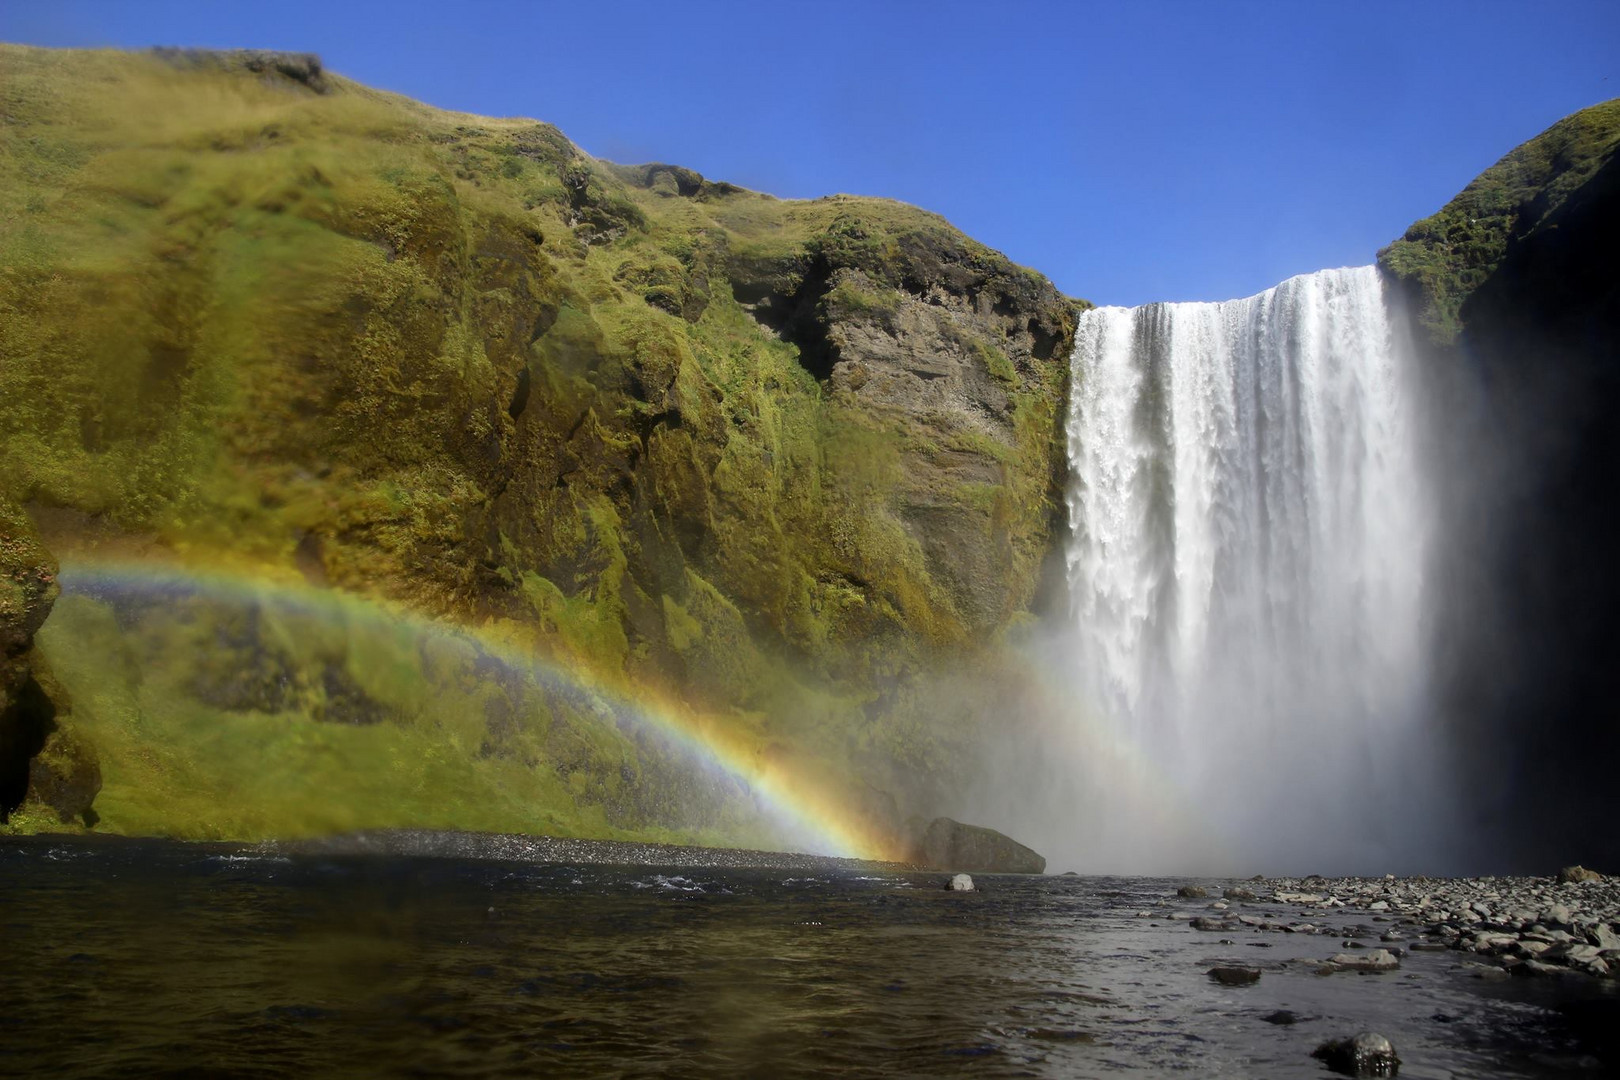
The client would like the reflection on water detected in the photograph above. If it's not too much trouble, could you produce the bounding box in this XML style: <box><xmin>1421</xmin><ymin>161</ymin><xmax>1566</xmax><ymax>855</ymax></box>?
<box><xmin>1</xmin><ymin>838</ymin><xmax>1613</xmax><ymax>1077</ymax></box>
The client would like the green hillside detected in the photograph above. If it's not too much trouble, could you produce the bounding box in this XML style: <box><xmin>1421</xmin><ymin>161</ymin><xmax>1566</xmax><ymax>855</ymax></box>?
<box><xmin>0</xmin><ymin>46</ymin><xmax>1078</xmax><ymax>850</ymax></box>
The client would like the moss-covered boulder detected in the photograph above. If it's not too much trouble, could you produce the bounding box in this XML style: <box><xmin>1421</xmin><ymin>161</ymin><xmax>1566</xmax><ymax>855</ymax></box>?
<box><xmin>911</xmin><ymin>816</ymin><xmax>1046</xmax><ymax>874</ymax></box>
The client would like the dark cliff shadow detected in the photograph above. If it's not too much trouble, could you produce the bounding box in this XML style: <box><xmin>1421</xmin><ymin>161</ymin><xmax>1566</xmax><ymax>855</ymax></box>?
<box><xmin>1427</xmin><ymin>150</ymin><xmax>1620</xmax><ymax>869</ymax></box>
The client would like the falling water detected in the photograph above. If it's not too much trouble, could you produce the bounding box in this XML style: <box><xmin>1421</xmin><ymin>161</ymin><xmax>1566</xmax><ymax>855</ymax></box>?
<box><xmin>1062</xmin><ymin>266</ymin><xmax>1443</xmax><ymax>872</ymax></box>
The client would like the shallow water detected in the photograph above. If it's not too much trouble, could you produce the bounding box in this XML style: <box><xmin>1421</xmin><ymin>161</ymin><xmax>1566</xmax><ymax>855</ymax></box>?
<box><xmin>2</xmin><ymin>839</ymin><xmax>1614</xmax><ymax>1077</ymax></box>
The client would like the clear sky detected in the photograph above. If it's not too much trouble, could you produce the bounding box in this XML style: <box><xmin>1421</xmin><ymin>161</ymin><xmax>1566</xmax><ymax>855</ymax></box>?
<box><xmin>5</xmin><ymin>0</ymin><xmax>1617</xmax><ymax>306</ymax></box>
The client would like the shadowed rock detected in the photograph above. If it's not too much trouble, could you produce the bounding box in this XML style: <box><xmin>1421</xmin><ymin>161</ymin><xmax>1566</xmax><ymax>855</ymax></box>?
<box><xmin>0</xmin><ymin>502</ymin><xmax>91</xmax><ymax>825</ymax></box>
<box><xmin>911</xmin><ymin>817</ymin><xmax>1045</xmax><ymax>874</ymax></box>
<box><xmin>1207</xmin><ymin>966</ymin><xmax>1260</xmax><ymax>986</ymax></box>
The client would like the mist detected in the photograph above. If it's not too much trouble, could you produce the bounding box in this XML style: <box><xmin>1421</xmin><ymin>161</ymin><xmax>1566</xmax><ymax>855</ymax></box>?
<box><xmin>950</xmin><ymin>268</ymin><xmax>1468</xmax><ymax>877</ymax></box>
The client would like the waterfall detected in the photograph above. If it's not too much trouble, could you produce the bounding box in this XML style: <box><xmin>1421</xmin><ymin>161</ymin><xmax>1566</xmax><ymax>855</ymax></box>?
<box><xmin>1061</xmin><ymin>266</ymin><xmax>1444</xmax><ymax>872</ymax></box>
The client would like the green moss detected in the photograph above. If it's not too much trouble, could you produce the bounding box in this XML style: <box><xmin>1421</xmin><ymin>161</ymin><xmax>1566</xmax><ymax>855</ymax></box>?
<box><xmin>1379</xmin><ymin>98</ymin><xmax>1620</xmax><ymax>345</ymax></box>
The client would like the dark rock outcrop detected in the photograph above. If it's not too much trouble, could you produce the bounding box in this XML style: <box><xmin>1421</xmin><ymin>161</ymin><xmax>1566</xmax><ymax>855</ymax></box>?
<box><xmin>0</xmin><ymin>502</ymin><xmax>91</xmax><ymax>825</ymax></box>
<box><xmin>911</xmin><ymin>816</ymin><xmax>1046</xmax><ymax>874</ymax></box>
<box><xmin>726</xmin><ymin>206</ymin><xmax>1079</xmax><ymax>633</ymax></box>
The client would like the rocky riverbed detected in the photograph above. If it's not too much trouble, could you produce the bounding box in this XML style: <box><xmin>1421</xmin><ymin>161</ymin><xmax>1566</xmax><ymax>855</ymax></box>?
<box><xmin>258</xmin><ymin>828</ymin><xmax>921</xmax><ymax>873</ymax></box>
<box><xmin>1170</xmin><ymin>866</ymin><xmax>1620</xmax><ymax>982</ymax></box>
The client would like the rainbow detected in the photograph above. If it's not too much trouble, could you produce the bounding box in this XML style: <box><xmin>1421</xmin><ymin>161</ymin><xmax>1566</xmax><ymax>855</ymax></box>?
<box><xmin>52</xmin><ymin>553</ymin><xmax>902</xmax><ymax>862</ymax></box>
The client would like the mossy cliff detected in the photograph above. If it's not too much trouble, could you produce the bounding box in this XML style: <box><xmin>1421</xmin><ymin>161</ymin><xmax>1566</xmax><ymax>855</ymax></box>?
<box><xmin>1379</xmin><ymin>98</ymin><xmax>1620</xmax><ymax>347</ymax></box>
<box><xmin>1378</xmin><ymin>98</ymin><xmax>1620</xmax><ymax>869</ymax></box>
<box><xmin>0</xmin><ymin>46</ymin><xmax>1078</xmax><ymax>845</ymax></box>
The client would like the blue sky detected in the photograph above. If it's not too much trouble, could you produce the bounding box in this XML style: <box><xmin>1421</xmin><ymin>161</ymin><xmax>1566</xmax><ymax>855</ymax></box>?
<box><xmin>5</xmin><ymin>0</ymin><xmax>1617</xmax><ymax>306</ymax></box>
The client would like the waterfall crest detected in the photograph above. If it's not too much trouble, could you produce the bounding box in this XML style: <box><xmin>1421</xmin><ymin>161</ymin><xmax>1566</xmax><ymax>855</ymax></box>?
<box><xmin>1062</xmin><ymin>266</ymin><xmax>1443</xmax><ymax>872</ymax></box>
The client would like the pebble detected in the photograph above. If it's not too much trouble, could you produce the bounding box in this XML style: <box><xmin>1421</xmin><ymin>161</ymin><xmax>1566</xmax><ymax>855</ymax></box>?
<box><xmin>1210</xmin><ymin>869</ymin><xmax>1619</xmax><ymax>981</ymax></box>
<box><xmin>268</xmin><ymin>828</ymin><xmax>916</xmax><ymax>873</ymax></box>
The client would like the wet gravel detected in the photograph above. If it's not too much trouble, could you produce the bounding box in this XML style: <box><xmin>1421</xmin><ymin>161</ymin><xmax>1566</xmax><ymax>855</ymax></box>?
<box><xmin>261</xmin><ymin>828</ymin><xmax>920</xmax><ymax>873</ymax></box>
<box><xmin>1176</xmin><ymin>867</ymin><xmax>1620</xmax><ymax>981</ymax></box>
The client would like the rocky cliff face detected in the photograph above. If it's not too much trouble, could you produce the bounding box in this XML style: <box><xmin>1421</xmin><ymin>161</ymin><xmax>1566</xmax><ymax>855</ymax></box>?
<box><xmin>0</xmin><ymin>46</ymin><xmax>1076</xmax><ymax>845</ymax></box>
<box><xmin>1379</xmin><ymin>99</ymin><xmax>1620</xmax><ymax>869</ymax></box>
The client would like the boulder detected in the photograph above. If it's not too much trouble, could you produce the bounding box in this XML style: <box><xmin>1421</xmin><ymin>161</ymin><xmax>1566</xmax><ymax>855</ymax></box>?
<box><xmin>910</xmin><ymin>817</ymin><xmax>1045</xmax><ymax>874</ymax></box>
<box><xmin>1177</xmin><ymin>885</ymin><xmax>1208</xmax><ymax>898</ymax></box>
<box><xmin>1207</xmin><ymin>966</ymin><xmax>1260</xmax><ymax>986</ymax></box>
<box><xmin>1558</xmin><ymin>866</ymin><xmax>1603</xmax><ymax>884</ymax></box>
<box><xmin>1312</xmin><ymin>1032</ymin><xmax>1400</xmax><ymax>1076</ymax></box>
<box><xmin>946</xmin><ymin>873</ymin><xmax>974</xmax><ymax>892</ymax></box>
<box><xmin>1328</xmin><ymin>949</ymin><xmax>1400</xmax><ymax>972</ymax></box>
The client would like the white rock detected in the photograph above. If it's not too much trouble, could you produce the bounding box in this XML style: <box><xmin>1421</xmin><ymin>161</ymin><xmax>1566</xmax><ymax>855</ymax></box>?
<box><xmin>1329</xmin><ymin>948</ymin><xmax>1400</xmax><ymax>971</ymax></box>
<box><xmin>947</xmin><ymin>873</ymin><xmax>974</xmax><ymax>892</ymax></box>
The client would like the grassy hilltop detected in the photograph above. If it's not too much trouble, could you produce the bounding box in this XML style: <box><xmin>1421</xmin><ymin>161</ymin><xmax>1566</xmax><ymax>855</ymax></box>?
<box><xmin>0</xmin><ymin>46</ymin><xmax>1078</xmax><ymax>847</ymax></box>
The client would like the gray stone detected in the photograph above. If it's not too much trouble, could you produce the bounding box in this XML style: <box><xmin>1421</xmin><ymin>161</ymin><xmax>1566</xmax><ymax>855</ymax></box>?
<box><xmin>1207</xmin><ymin>966</ymin><xmax>1261</xmax><ymax>986</ymax></box>
<box><xmin>1465</xmin><ymin>962</ymin><xmax>1511</xmax><ymax>981</ymax></box>
<box><xmin>1263</xmin><ymin>1009</ymin><xmax>1305</xmax><ymax>1025</ymax></box>
<box><xmin>1329</xmin><ymin>949</ymin><xmax>1400</xmax><ymax>972</ymax></box>
<box><xmin>1558</xmin><ymin>866</ymin><xmax>1603</xmax><ymax>884</ymax></box>
<box><xmin>946</xmin><ymin>873</ymin><xmax>974</xmax><ymax>892</ymax></box>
